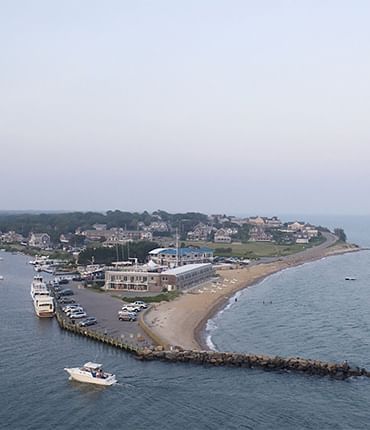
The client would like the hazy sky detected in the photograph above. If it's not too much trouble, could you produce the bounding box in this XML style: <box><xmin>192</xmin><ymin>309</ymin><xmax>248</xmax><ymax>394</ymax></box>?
<box><xmin>1</xmin><ymin>1</ymin><xmax>370</xmax><ymax>215</ymax></box>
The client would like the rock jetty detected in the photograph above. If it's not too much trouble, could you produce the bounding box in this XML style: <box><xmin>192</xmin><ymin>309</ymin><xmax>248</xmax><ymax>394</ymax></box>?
<box><xmin>55</xmin><ymin>306</ymin><xmax>369</xmax><ymax>380</ymax></box>
<box><xmin>135</xmin><ymin>347</ymin><xmax>369</xmax><ymax>379</ymax></box>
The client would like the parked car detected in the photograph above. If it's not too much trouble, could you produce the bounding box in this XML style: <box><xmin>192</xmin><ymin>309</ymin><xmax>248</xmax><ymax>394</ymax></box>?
<box><xmin>62</xmin><ymin>304</ymin><xmax>81</xmax><ymax>312</ymax></box>
<box><xmin>57</xmin><ymin>289</ymin><xmax>74</xmax><ymax>297</ymax></box>
<box><xmin>121</xmin><ymin>305</ymin><xmax>141</xmax><ymax>313</ymax></box>
<box><xmin>69</xmin><ymin>311</ymin><xmax>87</xmax><ymax>319</ymax></box>
<box><xmin>66</xmin><ymin>307</ymin><xmax>84</xmax><ymax>317</ymax></box>
<box><xmin>132</xmin><ymin>301</ymin><xmax>148</xmax><ymax>309</ymax></box>
<box><xmin>63</xmin><ymin>306</ymin><xmax>83</xmax><ymax>315</ymax></box>
<box><xmin>118</xmin><ymin>311</ymin><xmax>137</xmax><ymax>321</ymax></box>
<box><xmin>58</xmin><ymin>279</ymin><xmax>69</xmax><ymax>285</ymax></box>
<box><xmin>78</xmin><ymin>317</ymin><xmax>97</xmax><ymax>327</ymax></box>
<box><xmin>58</xmin><ymin>297</ymin><xmax>75</xmax><ymax>304</ymax></box>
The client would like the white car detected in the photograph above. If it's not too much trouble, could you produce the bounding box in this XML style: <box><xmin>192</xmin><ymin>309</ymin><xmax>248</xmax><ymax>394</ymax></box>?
<box><xmin>63</xmin><ymin>304</ymin><xmax>80</xmax><ymax>313</ymax></box>
<box><xmin>132</xmin><ymin>301</ymin><xmax>148</xmax><ymax>309</ymax></box>
<box><xmin>121</xmin><ymin>305</ymin><xmax>141</xmax><ymax>313</ymax></box>
<box><xmin>118</xmin><ymin>311</ymin><xmax>137</xmax><ymax>321</ymax></box>
<box><xmin>66</xmin><ymin>307</ymin><xmax>84</xmax><ymax>316</ymax></box>
<box><xmin>69</xmin><ymin>311</ymin><xmax>87</xmax><ymax>319</ymax></box>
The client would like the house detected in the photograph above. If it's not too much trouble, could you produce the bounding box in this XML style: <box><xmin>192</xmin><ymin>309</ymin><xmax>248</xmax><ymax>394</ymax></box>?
<box><xmin>59</xmin><ymin>233</ymin><xmax>74</xmax><ymax>244</ymax></box>
<box><xmin>214</xmin><ymin>234</ymin><xmax>232</xmax><ymax>243</ymax></box>
<box><xmin>296</xmin><ymin>235</ymin><xmax>310</xmax><ymax>244</ymax></box>
<box><xmin>287</xmin><ymin>221</ymin><xmax>306</xmax><ymax>231</ymax></box>
<box><xmin>1</xmin><ymin>231</ymin><xmax>25</xmax><ymax>244</ymax></box>
<box><xmin>148</xmin><ymin>221</ymin><xmax>169</xmax><ymax>232</ymax></box>
<box><xmin>248</xmin><ymin>216</ymin><xmax>266</xmax><ymax>226</ymax></box>
<box><xmin>249</xmin><ymin>226</ymin><xmax>273</xmax><ymax>242</ymax></box>
<box><xmin>187</xmin><ymin>223</ymin><xmax>214</xmax><ymax>241</ymax></box>
<box><xmin>264</xmin><ymin>216</ymin><xmax>282</xmax><ymax>228</ymax></box>
<box><xmin>104</xmin><ymin>229</ymin><xmax>153</xmax><ymax>245</ymax></box>
<box><xmin>28</xmin><ymin>233</ymin><xmax>51</xmax><ymax>249</ymax></box>
<box><xmin>304</xmin><ymin>226</ymin><xmax>319</xmax><ymax>238</ymax></box>
<box><xmin>214</xmin><ymin>228</ymin><xmax>232</xmax><ymax>243</ymax></box>
<box><xmin>92</xmin><ymin>224</ymin><xmax>107</xmax><ymax>231</ymax></box>
<box><xmin>140</xmin><ymin>231</ymin><xmax>153</xmax><ymax>241</ymax></box>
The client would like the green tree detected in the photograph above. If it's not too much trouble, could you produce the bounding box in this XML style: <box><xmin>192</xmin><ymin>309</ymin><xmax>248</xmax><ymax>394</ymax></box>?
<box><xmin>334</xmin><ymin>228</ymin><xmax>347</xmax><ymax>242</ymax></box>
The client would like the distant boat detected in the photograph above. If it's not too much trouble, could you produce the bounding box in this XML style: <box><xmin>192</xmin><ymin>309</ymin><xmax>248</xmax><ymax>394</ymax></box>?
<box><xmin>345</xmin><ymin>277</ymin><xmax>357</xmax><ymax>281</ymax></box>
<box><xmin>0</xmin><ymin>275</ymin><xmax>3</xmax><ymax>280</ymax></box>
<box><xmin>64</xmin><ymin>362</ymin><xmax>117</xmax><ymax>386</ymax></box>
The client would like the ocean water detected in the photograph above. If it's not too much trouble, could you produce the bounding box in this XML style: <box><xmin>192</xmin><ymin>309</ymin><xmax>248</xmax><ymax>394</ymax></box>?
<box><xmin>2</xmin><ymin>216</ymin><xmax>370</xmax><ymax>429</ymax></box>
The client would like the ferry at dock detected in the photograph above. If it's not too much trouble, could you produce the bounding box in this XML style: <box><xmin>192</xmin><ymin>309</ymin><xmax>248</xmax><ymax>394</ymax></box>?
<box><xmin>30</xmin><ymin>275</ymin><xmax>55</xmax><ymax>318</ymax></box>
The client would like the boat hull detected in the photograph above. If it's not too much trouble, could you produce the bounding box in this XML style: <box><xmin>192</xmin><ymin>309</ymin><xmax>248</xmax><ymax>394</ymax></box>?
<box><xmin>36</xmin><ymin>310</ymin><xmax>55</xmax><ymax>318</ymax></box>
<box><xmin>64</xmin><ymin>368</ymin><xmax>117</xmax><ymax>386</ymax></box>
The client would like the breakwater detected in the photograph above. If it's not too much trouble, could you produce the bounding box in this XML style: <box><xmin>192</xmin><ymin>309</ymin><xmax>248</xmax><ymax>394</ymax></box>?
<box><xmin>136</xmin><ymin>347</ymin><xmax>370</xmax><ymax>379</ymax></box>
<box><xmin>55</xmin><ymin>308</ymin><xmax>370</xmax><ymax>380</ymax></box>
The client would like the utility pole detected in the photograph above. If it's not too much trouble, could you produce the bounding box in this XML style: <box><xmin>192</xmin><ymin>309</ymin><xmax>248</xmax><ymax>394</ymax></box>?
<box><xmin>175</xmin><ymin>227</ymin><xmax>179</xmax><ymax>267</ymax></box>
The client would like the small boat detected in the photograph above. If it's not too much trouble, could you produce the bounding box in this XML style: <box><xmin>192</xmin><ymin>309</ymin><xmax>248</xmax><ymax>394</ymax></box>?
<box><xmin>345</xmin><ymin>277</ymin><xmax>356</xmax><ymax>281</ymax></box>
<box><xmin>0</xmin><ymin>275</ymin><xmax>3</xmax><ymax>280</ymax></box>
<box><xmin>64</xmin><ymin>362</ymin><xmax>117</xmax><ymax>386</ymax></box>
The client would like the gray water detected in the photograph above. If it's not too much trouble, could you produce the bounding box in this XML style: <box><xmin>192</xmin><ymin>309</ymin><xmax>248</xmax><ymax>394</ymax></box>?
<box><xmin>2</xmin><ymin>216</ymin><xmax>370</xmax><ymax>429</ymax></box>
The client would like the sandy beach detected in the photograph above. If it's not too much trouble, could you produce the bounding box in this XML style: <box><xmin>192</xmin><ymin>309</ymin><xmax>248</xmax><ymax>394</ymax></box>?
<box><xmin>142</xmin><ymin>237</ymin><xmax>361</xmax><ymax>351</ymax></box>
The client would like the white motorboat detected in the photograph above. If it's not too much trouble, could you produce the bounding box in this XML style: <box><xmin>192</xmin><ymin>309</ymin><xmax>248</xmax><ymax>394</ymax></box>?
<box><xmin>64</xmin><ymin>362</ymin><xmax>117</xmax><ymax>386</ymax></box>
<box><xmin>0</xmin><ymin>275</ymin><xmax>3</xmax><ymax>280</ymax></box>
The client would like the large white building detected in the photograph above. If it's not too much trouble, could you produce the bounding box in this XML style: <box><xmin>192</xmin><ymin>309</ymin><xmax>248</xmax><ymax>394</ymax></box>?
<box><xmin>104</xmin><ymin>263</ymin><xmax>214</xmax><ymax>292</ymax></box>
<box><xmin>148</xmin><ymin>247</ymin><xmax>213</xmax><ymax>267</ymax></box>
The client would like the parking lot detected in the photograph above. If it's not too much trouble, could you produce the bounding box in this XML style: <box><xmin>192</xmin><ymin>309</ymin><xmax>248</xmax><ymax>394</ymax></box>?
<box><xmin>55</xmin><ymin>283</ymin><xmax>155</xmax><ymax>349</ymax></box>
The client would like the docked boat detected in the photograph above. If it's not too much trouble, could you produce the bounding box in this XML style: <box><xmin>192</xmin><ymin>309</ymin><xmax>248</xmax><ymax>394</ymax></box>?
<box><xmin>30</xmin><ymin>275</ymin><xmax>55</xmax><ymax>317</ymax></box>
<box><xmin>34</xmin><ymin>295</ymin><xmax>55</xmax><ymax>317</ymax></box>
<box><xmin>64</xmin><ymin>362</ymin><xmax>117</xmax><ymax>386</ymax></box>
<box><xmin>30</xmin><ymin>275</ymin><xmax>48</xmax><ymax>300</ymax></box>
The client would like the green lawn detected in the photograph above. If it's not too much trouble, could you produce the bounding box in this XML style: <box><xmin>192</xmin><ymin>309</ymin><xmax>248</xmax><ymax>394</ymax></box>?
<box><xmin>185</xmin><ymin>237</ymin><xmax>325</xmax><ymax>259</ymax></box>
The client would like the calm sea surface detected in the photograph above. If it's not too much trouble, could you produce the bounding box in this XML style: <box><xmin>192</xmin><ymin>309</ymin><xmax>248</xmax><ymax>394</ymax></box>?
<box><xmin>2</xmin><ymin>215</ymin><xmax>370</xmax><ymax>429</ymax></box>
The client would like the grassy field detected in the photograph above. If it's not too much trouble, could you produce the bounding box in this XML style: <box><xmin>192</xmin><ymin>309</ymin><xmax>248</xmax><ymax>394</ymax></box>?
<box><xmin>185</xmin><ymin>237</ymin><xmax>325</xmax><ymax>259</ymax></box>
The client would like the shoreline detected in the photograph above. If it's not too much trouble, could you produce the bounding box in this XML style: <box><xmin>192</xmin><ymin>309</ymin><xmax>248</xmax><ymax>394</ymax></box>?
<box><xmin>142</xmin><ymin>240</ymin><xmax>363</xmax><ymax>351</ymax></box>
<box><xmin>196</xmin><ymin>244</ymin><xmax>364</xmax><ymax>350</ymax></box>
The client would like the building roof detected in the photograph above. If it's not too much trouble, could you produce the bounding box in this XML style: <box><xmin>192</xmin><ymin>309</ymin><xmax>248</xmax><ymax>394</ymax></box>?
<box><xmin>162</xmin><ymin>263</ymin><xmax>212</xmax><ymax>276</ymax></box>
<box><xmin>149</xmin><ymin>247</ymin><xmax>213</xmax><ymax>256</ymax></box>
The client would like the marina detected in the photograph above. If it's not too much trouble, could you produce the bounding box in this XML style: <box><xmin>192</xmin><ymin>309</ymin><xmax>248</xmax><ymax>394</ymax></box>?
<box><xmin>2</xmin><ymin>217</ymin><xmax>370</xmax><ymax>429</ymax></box>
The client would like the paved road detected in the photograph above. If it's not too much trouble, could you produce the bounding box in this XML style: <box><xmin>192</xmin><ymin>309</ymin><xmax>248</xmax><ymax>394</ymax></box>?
<box><xmin>250</xmin><ymin>232</ymin><xmax>338</xmax><ymax>267</ymax></box>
